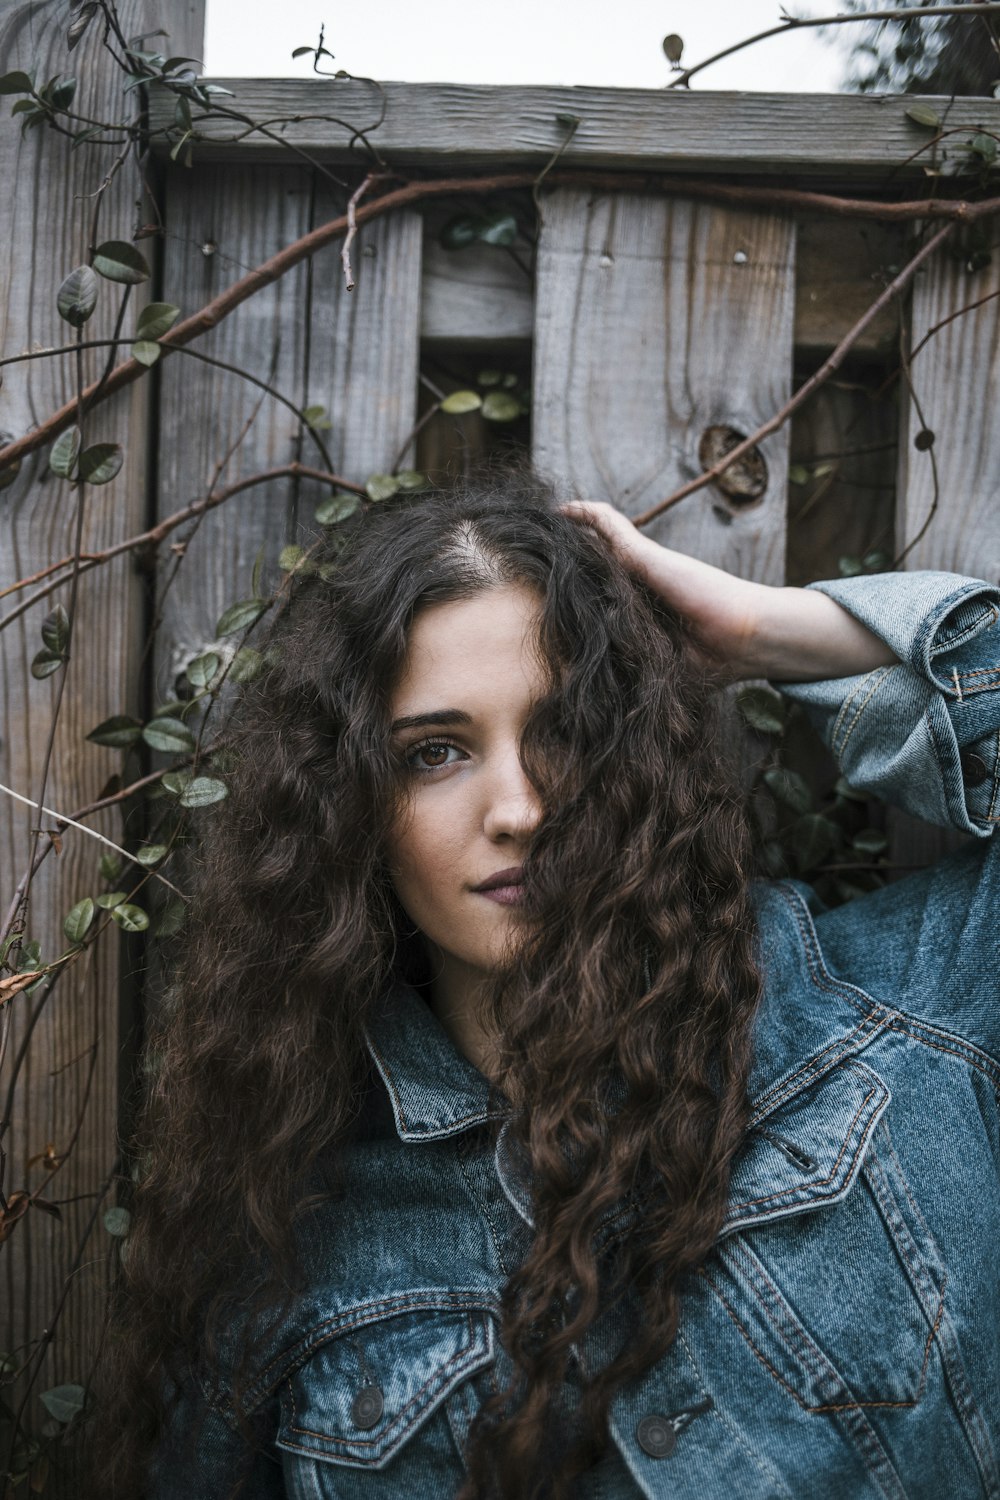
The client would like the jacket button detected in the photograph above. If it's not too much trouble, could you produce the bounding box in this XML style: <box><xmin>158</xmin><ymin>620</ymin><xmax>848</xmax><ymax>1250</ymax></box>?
<box><xmin>636</xmin><ymin>1413</ymin><xmax>676</xmax><ymax>1458</ymax></box>
<box><xmin>960</xmin><ymin>750</ymin><xmax>988</xmax><ymax>788</ymax></box>
<box><xmin>351</xmin><ymin>1385</ymin><xmax>384</xmax><ymax>1429</ymax></box>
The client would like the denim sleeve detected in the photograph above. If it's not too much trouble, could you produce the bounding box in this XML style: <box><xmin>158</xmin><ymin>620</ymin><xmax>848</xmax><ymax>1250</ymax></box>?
<box><xmin>147</xmin><ymin>1374</ymin><xmax>284</xmax><ymax>1500</ymax></box>
<box><xmin>775</xmin><ymin>571</ymin><xmax>1000</xmax><ymax>837</ymax></box>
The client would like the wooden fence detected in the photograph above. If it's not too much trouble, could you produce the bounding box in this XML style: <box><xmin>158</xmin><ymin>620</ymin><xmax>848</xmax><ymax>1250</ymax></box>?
<box><xmin>2</xmin><ymin>1</ymin><xmax>1000</xmax><ymax>1484</ymax></box>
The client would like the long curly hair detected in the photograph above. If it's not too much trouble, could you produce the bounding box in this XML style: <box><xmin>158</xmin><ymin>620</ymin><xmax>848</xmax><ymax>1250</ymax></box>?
<box><xmin>91</xmin><ymin>470</ymin><xmax>761</xmax><ymax>1500</ymax></box>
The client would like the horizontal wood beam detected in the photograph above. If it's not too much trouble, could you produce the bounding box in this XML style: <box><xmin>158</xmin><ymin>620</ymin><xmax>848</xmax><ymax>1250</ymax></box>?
<box><xmin>150</xmin><ymin>80</ymin><xmax>1000</xmax><ymax>178</ymax></box>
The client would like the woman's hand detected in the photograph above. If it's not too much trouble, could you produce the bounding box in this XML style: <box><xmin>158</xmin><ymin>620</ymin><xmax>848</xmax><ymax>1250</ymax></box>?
<box><xmin>559</xmin><ymin>500</ymin><xmax>898</xmax><ymax>684</ymax></box>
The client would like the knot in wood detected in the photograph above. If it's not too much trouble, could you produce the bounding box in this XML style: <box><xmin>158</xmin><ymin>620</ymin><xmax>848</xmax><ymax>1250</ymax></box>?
<box><xmin>698</xmin><ymin>424</ymin><xmax>768</xmax><ymax>507</ymax></box>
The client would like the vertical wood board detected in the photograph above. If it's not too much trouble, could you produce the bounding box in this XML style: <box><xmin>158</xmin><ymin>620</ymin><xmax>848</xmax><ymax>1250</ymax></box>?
<box><xmin>532</xmin><ymin>189</ymin><xmax>796</xmax><ymax>584</ymax></box>
<box><xmin>0</xmin><ymin>0</ymin><xmax>204</xmax><ymax>1471</ymax></box>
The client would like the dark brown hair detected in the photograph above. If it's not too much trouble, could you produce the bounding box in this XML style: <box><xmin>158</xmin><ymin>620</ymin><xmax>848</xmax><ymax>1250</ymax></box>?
<box><xmin>91</xmin><ymin>471</ymin><xmax>761</xmax><ymax>1499</ymax></box>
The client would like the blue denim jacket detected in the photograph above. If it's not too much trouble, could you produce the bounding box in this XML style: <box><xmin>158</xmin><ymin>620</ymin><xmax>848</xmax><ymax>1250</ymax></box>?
<box><xmin>151</xmin><ymin>572</ymin><xmax>1000</xmax><ymax>1500</ymax></box>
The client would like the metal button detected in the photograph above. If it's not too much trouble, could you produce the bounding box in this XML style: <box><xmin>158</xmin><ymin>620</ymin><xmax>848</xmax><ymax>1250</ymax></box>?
<box><xmin>350</xmin><ymin>1385</ymin><xmax>384</xmax><ymax>1429</ymax></box>
<box><xmin>960</xmin><ymin>751</ymin><xmax>988</xmax><ymax>788</ymax></box>
<box><xmin>636</xmin><ymin>1413</ymin><xmax>676</xmax><ymax>1458</ymax></box>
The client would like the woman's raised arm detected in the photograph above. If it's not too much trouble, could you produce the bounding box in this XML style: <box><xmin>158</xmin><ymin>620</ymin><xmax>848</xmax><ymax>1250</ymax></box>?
<box><xmin>559</xmin><ymin>499</ymin><xmax>897</xmax><ymax>683</ymax></box>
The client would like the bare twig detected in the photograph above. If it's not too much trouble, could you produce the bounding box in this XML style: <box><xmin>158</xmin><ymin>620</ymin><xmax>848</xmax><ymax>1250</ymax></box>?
<box><xmin>342</xmin><ymin>172</ymin><xmax>381</xmax><ymax>290</ymax></box>
<box><xmin>4</xmin><ymin>170</ymin><xmax>1000</xmax><ymax>479</ymax></box>
<box><xmin>632</xmin><ymin>222</ymin><xmax>955</xmax><ymax>528</ymax></box>
<box><xmin>0</xmin><ymin>463</ymin><xmax>361</xmax><ymax>624</ymax></box>
<box><xmin>666</xmin><ymin>4</ymin><xmax>1000</xmax><ymax>89</ymax></box>
<box><xmin>0</xmin><ymin>783</ymin><xmax>185</xmax><ymax>898</ymax></box>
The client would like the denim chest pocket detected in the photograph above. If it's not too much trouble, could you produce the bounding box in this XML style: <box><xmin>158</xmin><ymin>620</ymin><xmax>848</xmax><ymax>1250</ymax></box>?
<box><xmin>273</xmin><ymin>1295</ymin><xmax>496</xmax><ymax>1499</ymax></box>
<box><xmin>702</xmin><ymin>1058</ymin><xmax>949</xmax><ymax>1414</ymax></box>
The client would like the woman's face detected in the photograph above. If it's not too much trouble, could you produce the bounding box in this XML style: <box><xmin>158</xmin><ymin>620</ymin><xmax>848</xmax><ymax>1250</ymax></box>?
<box><xmin>385</xmin><ymin>583</ymin><xmax>545</xmax><ymax>1015</ymax></box>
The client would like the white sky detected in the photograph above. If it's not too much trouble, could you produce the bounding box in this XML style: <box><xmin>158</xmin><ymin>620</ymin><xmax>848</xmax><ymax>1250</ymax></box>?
<box><xmin>204</xmin><ymin>0</ymin><xmax>850</xmax><ymax>92</ymax></box>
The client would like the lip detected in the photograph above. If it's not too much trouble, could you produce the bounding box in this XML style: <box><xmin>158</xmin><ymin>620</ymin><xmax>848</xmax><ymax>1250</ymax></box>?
<box><xmin>472</xmin><ymin>866</ymin><xmax>524</xmax><ymax>893</ymax></box>
<box><xmin>473</xmin><ymin>867</ymin><xmax>525</xmax><ymax>905</ymax></box>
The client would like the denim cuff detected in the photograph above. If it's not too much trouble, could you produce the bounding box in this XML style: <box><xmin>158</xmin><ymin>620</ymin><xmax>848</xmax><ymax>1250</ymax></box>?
<box><xmin>776</xmin><ymin>573</ymin><xmax>1000</xmax><ymax>837</ymax></box>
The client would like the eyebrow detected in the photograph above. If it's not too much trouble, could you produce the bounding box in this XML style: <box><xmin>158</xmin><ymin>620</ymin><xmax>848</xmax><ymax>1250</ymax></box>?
<box><xmin>389</xmin><ymin>709</ymin><xmax>473</xmax><ymax>734</ymax></box>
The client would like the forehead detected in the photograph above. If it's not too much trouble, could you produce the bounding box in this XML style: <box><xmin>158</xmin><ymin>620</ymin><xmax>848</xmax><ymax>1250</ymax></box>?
<box><xmin>391</xmin><ymin>584</ymin><xmax>544</xmax><ymax>710</ymax></box>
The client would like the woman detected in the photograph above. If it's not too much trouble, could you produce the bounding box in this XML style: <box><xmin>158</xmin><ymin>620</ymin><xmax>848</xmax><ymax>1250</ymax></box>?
<box><xmin>96</xmin><ymin>473</ymin><xmax>999</xmax><ymax>1500</ymax></box>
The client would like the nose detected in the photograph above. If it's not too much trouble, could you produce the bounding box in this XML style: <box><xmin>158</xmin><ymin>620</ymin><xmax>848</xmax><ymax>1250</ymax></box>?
<box><xmin>482</xmin><ymin>745</ymin><xmax>542</xmax><ymax>844</ymax></box>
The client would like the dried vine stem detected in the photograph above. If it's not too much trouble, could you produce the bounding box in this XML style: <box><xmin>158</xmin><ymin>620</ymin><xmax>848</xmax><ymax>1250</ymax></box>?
<box><xmin>0</xmin><ymin>463</ymin><xmax>360</xmax><ymax>626</ymax></box>
<box><xmin>2</xmin><ymin>170</ymin><xmax>1000</xmax><ymax>478</ymax></box>
<box><xmin>666</xmin><ymin>3</ymin><xmax>1000</xmax><ymax>90</ymax></box>
<box><xmin>632</xmin><ymin>221</ymin><xmax>956</xmax><ymax>528</ymax></box>
<box><xmin>342</xmin><ymin>172</ymin><xmax>382</xmax><ymax>290</ymax></box>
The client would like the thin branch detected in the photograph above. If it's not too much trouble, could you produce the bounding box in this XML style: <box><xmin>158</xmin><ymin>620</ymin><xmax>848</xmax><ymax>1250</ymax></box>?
<box><xmin>0</xmin><ymin>783</ymin><xmax>186</xmax><ymax>898</ymax></box>
<box><xmin>0</xmin><ymin>463</ymin><xmax>361</xmax><ymax>622</ymax></box>
<box><xmin>666</xmin><ymin>4</ymin><xmax>1000</xmax><ymax>89</ymax></box>
<box><xmin>4</xmin><ymin>170</ymin><xmax>1000</xmax><ymax>479</ymax></box>
<box><xmin>341</xmin><ymin>172</ymin><xmax>382</xmax><ymax>290</ymax></box>
<box><xmin>632</xmin><ymin>222</ymin><xmax>955</xmax><ymax>528</ymax></box>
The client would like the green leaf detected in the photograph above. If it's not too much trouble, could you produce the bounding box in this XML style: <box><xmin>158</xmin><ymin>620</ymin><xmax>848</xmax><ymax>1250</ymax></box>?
<box><xmin>762</xmin><ymin>767</ymin><xmax>813</xmax><ymax>816</ymax></box>
<box><xmin>47</xmin><ymin>75</ymin><xmax>76</xmax><ymax>111</ymax></box>
<box><xmin>905</xmin><ymin>103</ymin><xmax>942</xmax><ymax>129</ymax></box>
<box><xmin>662</xmin><ymin>33</ymin><xmax>684</xmax><ymax>63</ymax></box>
<box><xmin>787</xmin><ymin>463</ymin><xmax>810</xmax><ymax>486</ymax></box>
<box><xmin>216</xmin><ymin>598</ymin><xmax>269</xmax><ymax>636</ymax></box>
<box><xmin>250</xmin><ymin>543</ymin><xmax>266</xmax><ymax>601</ymax></box>
<box><xmin>365</xmin><ymin>473</ymin><xmax>400</xmax><ymax>502</ymax></box>
<box><xmin>86</xmin><ymin>714</ymin><xmax>142</xmax><ymax>748</ymax></box>
<box><xmin>178</xmin><ymin>776</ymin><xmax>227</xmax><ymax>808</ymax></box>
<box><xmin>99</xmin><ymin>854</ymin><xmax>123</xmax><ymax>882</ymax></box>
<box><xmin>49</xmin><ymin>426</ymin><xmax>81</xmax><ymax>478</ymax></box>
<box><xmin>301</xmin><ymin>403</ymin><xmax>332</xmax><ymax>430</ymax></box>
<box><xmin>155</xmin><ymin>895</ymin><xmax>187</xmax><ymax>937</ymax></box>
<box><xmin>792</xmin><ymin>813</ymin><xmax>838</xmax><ymax>871</ymax></box>
<box><xmin>394</xmin><ymin>470</ymin><xmax>428</xmax><ymax>492</ymax></box>
<box><xmin>111</xmin><ymin>902</ymin><xmax>149</xmax><ymax>933</ymax></box>
<box><xmin>478</xmin><ymin>212</ymin><xmax>518</xmax><ymax>247</ymax></box>
<box><xmin>96</xmin><ymin>891</ymin><xmax>125</xmax><ymax>909</ymax></box>
<box><xmin>851</xmin><ymin>828</ymin><xmax>888</xmax><ymax>856</ymax></box>
<box><xmin>0</xmin><ymin>71</ymin><xmax>34</xmax><ymax>95</ymax></box>
<box><xmin>481</xmin><ymin>390</ymin><xmax>522</xmax><ymax>423</ymax></box>
<box><xmin>477</xmin><ymin>369</ymin><xmax>503</xmax><ymax>388</ymax></box>
<box><xmin>229</xmin><ymin>646</ymin><xmax>263</xmax><ymax>683</ymax></box>
<box><xmin>78</xmin><ymin>443</ymin><xmax>123</xmax><ymax>485</ymax></box>
<box><xmin>555</xmin><ymin>112</ymin><xmax>581</xmax><ymax>130</ymax></box>
<box><xmin>31</xmin><ymin>650</ymin><xmax>64</xmax><ymax>680</ymax></box>
<box><xmin>186</xmin><ymin>651</ymin><xmax>220</xmax><ymax>689</ymax></box>
<box><xmin>278</xmin><ymin>544</ymin><xmax>306</xmax><ymax>572</ymax></box>
<box><xmin>440</xmin><ymin>390</ymin><xmax>482</xmax><ymax>416</ymax></box>
<box><xmin>833</xmin><ymin>776</ymin><xmax>868</xmax><ymax>804</ymax></box>
<box><xmin>39</xmin><ymin>1385</ymin><xmax>85</xmax><ymax>1424</ymax></box>
<box><xmin>736</xmin><ymin>686</ymin><xmax>786</xmax><ymax>736</ymax></box>
<box><xmin>862</xmin><ymin>550</ymin><xmax>890</xmax><ymax>572</ymax></box>
<box><xmin>838</xmin><ymin>555</ymin><xmax>864</xmax><ymax>577</ymax></box>
<box><xmin>759</xmin><ymin>840</ymin><xmax>789</xmax><ymax>879</ymax></box>
<box><xmin>135</xmin><ymin>844</ymin><xmax>168</xmax><ymax>866</ymax></box>
<box><xmin>102</xmin><ymin>1206</ymin><xmax>131</xmax><ymax>1237</ymax></box>
<box><xmin>142</xmin><ymin>717</ymin><xmax>196</xmax><ymax>754</ymax></box>
<box><xmin>160</xmin><ymin>769</ymin><xmax>192</xmax><ymax>796</ymax></box>
<box><xmin>41</xmin><ymin>604</ymin><xmax>69</xmax><ymax>656</ymax></box>
<box><xmin>56</xmin><ymin>265</ymin><xmax>98</xmax><ymax>327</ymax></box>
<box><xmin>92</xmin><ymin>239</ymin><xmax>150</xmax><ymax>285</ymax></box>
<box><xmin>63</xmin><ymin>898</ymin><xmax>95</xmax><ymax>943</ymax></box>
<box><xmin>315</xmin><ymin>491</ymin><xmax>360</xmax><ymax>526</ymax></box>
<box><xmin>439</xmin><ymin>214</ymin><xmax>483</xmax><ymax>250</ymax></box>
<box><xmin>135</xmin><ymin>301</ymin><xmax>180</xmax><ymax>340</ymax></box>
<box><xmin>132</xmin><ymin>340</ymin><xmax>160</xmax><ymax>367</ymax></box>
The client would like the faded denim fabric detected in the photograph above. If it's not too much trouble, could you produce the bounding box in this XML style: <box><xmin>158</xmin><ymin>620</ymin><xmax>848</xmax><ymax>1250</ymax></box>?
<box><xmin>149</xmin><ymin>573</ymin><xmax>1000</xmax><ymax>1500</ymax></box>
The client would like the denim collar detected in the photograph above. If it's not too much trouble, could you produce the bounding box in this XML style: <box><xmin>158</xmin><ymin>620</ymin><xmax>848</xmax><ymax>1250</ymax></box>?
<box><xmin>365</xmin><ymin>980</ymin><xmax>502</xmax><ymax>1142</ymax></box>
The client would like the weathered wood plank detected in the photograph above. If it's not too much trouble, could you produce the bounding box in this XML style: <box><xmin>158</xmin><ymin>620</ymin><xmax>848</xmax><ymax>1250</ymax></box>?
<box><xmin>532</xmin><ymin>188</ymin><xmax>795</xmax><ymax>584</ymax></box>
<box><xmin>891</xmin><ymin>228</ymin><xmax>1000</xmax><ymax>865</ymax></box>
<box><xmin>794</xmin><ymin>217</ymin><xmax>904</xmax><ymax>356</ymax></box>
<box><xmin>421</xmin><ymin>205</ymin><xmax>533</xmax><ymax>343</ymax></box>
<box><xmin>155</xmin><ymin>165</ymin><xmax>422</xmax><ymax>680</ymax></box>
<box><xmin>149</xmin><ymin>80</ymin><xmax>1000</xmax><ymax>178</ymax></box>
<box><xmin>155</xmin><ymin>161</ymin><xmax>315</xmax><ymax>684</ymax></box>
<box><xmin>0</xmin><ymin>0</ymin><xmax>204</xmax><ymax>1479</ymax></box>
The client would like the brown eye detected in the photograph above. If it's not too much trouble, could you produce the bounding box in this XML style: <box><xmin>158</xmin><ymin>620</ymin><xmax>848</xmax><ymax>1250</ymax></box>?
<box><xmin>404</xmin><ymin>739</ymin><xmax>462</xmax><ymax>772</ymax></box>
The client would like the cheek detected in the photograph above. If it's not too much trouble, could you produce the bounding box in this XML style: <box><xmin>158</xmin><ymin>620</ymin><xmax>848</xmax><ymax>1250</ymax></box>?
<box><xmin>385</xmin><ymin>796</ymin><xmax>460</xmax><ymax>912</ymax></box>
